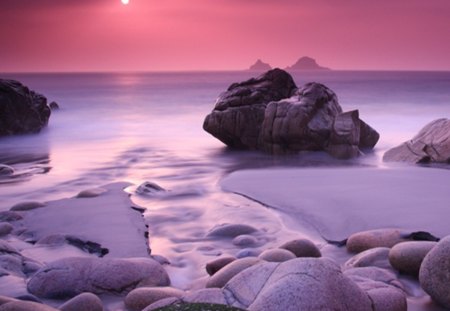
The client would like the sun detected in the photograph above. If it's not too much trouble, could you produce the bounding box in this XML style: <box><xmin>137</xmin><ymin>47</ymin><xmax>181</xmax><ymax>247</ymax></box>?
<box><xmin>121</xmin><ymin>0</ymin><xmax>129</xmax><ymax>5</ymax></box>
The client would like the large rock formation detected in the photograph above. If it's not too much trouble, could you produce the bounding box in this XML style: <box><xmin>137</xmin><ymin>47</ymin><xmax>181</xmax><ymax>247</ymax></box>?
<box><xmin>285</xmin><ymin>56</ymin><xmax>330</xmax><ymax>71</ymax></box>
<box><xmin>0</xmin><ymin>79</ymin><xmax>51</xmax><ymax>136</ymax></box>
<box><xmin>383</xmin><ymin>118</ymin><xmax>450</xmax><ymax>164</ymax></box>
<box><xmin>203</xmin><ymin>69</ymin><xmax>379</xmax><ymax>159</ymax></box>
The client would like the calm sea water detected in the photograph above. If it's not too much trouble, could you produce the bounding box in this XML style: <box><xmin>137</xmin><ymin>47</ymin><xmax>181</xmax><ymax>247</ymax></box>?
<box><xmin>0</xmin><ymin>71</ymin><xmax>449</xmax><ymax>293</ymax></box>
<box><xmin>0</xmin><ymin>70</ymin><xmax>449</xmax><ymax>207</ymax></box>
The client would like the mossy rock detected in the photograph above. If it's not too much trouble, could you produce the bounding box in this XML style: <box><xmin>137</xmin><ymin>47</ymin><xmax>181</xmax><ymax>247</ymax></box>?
<box><xmin>154</xmin><ymin>302</ymin><xmax>245</xmax><ymax>311</ymax></box>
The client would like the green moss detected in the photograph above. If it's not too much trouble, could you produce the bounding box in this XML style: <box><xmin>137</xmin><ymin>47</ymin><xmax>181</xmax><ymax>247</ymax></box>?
<box><xmin>154</xmin><ymin>302</ymin><xmax>246</xmax><ymax>311</ymax></box>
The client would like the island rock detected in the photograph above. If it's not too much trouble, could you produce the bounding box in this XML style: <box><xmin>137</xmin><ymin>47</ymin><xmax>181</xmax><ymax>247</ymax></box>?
<box><xmin>383</xmin><ymin>118</ymin><xmax>450</xmax><ymax>163</ymax></box>
<box><xmin>285</xmin><ymin>56</ymin><xmax>330</xmax><ymax>71</ymax></box>
<box><xmin>248</xmin><ymin>59</ymin><xmax>272</xmax><ymax>71</ymax></box>
<box><xmin>0</xmin><ymin>79</ymin><xmax>51</xmax><ymax>136</ymax></box>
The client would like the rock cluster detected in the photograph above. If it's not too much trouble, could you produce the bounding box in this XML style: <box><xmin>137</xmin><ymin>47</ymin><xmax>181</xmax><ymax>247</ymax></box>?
<box><xmin>203</xmin><ymin>69</ymin><xmax>379</xmax><ymax>159</ymax></box>
<box><xmin>0</xmin><ymin>79</ymin><xmax>51</xmax><ymax>136</ymax></box>
<box><xmin>384</xmin><ymin>118</ymin><xmax>450</xmax><ymax>163</ymax></box>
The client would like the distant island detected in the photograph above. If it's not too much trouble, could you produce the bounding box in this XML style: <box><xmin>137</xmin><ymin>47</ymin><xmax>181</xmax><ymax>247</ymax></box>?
<box><xmin>285</xmin><ymin>56</ymin><xmax>330</xmax><ymax>71</ymax></box>
<box><xmin>248</xmin><ymin>59</ymin><xmax>272</xmax><ymax>71</ymax></box>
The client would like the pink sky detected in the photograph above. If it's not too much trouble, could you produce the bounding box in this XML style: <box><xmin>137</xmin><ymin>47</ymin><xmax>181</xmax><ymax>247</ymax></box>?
<box><xmin>1</xmin><ymin>0</ymin><xmax>449</xmax><ymax>72</ymax></box>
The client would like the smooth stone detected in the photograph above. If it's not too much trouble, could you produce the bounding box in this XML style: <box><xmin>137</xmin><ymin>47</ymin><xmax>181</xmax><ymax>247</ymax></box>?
<box><xmin>183</xmin><ymin>288</ymin><xmax>228</xmax><ymax>305</ymax></box>
<box><xmin>389</xmin><ymin>241</ymin><xmax>437</xmax><ymax>276</ymax></box>
<box><xmin>0</xmin><ymin>165</ymin><xmax>14</xmax><ymax>176</ymax></box>
<box><xmin>27</xmin><ymin>257</ymin><xmax>170</xmax><ymax>298</ymax></box>
<box><xmin>0</xmin><ymin>211</ymin><xmax>23</xmax><ymax>222</ymax></box>
<box><xmin>347</xmin><ymin>229</ymin><xmax>408</xmax><ymax>253</ymax></box>
<box><xmin>0</xmin><ymin>223</ymin><xmax>13</xmax><ymax>236</ymax></box>
<box><xmin>279</xmin><ymin>239</ymin><xmax>321</xmax><ymax>258</ymax></box>
<box><xmin>366</xmin><ymin>287</ymin><xmax>407</xmax><ymax>311</ymax></box>
<box><xmin>383</xmin><ymin>118</ymin><xmax>450</xmax><ymax>163</ymax></box>
<box><xmin>10</xmin><ymin>201</ymin><xmax>46</xmax><ymax>211</ymax></box>
<box><xmin>143</xmin><ymin>297</ymin><xmax>180</xmax><ymax>311</ymax></box>
<box><xmin>59</xmin><ymin>292</ymin><xmax>103</xmax><ymax>311</ymax></box>
<box><xmin>344</xmin><ymin>247</ymin><xmax>392</xmax><ymax>270</ymax></box>
<box><xmin>0</xmin><ymin>295</ymin><xmax>16</xmax><ymax>305</ymax></box>
<box><xmin>236</xmin><ymin>248</ymin><xmax>261</xmax><ymax>259</ymax></box>
<box><xmin>224</xmin><ymin>258</ymin><xmax>372</xmax><ymax>311</ymax></box>
<box><xmin>206</xmin><ymin>257</ymin><xmax>236</xmax><ymax>276</ymax></box>
<box><xmin>76</xmin><ymin>188</ymin><xmax>107</xmax><ymax>198</ymax></box>
<box><xmin>232</xmin><ymin>235</ymin><xmax>258</xmax><ymax>247</ymax></box>
<box><xmin>206</xmin><ymin>257</ymin><xmax>263</xmax><ymax>288</ymax></box>
<box><xmin>136</xmin><ymin>181</ymin><xmax>166</xmax><ymax>195</ymax></box>
<box><xmin>207</xmin><ymin>224</ymin><xmax>257</xmax><ymax>238</ymax></box>
<box><xmin>258</xmin><ymin>249</ymin><xmax>296</xmax><ymax>262</ymax></box>
<box><xmin>125</xmin><ymin>287</ymin><xmax>184</xmax><ymax>311</ymax></box>
<box><xmin>0</xmin><ymin>300</ymin><xmax>57</xmax><ymax>311</ymax></box>
<box><xmin>419</xmin><ymin>236</ymin><xmax>450</xmax><ymax>308</ymax></box>
<box><xmin>145</xmin><ymin>302</ymin><xmax>243</xmax><ymax>311</ymax></box>
<box><xmin>344</xmin><ymin>267</ymin><xmax>404</xmax><ymax>292</ymax></box>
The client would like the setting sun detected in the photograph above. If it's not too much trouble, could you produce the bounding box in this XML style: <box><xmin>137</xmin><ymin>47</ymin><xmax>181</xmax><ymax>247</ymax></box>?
<box><xmin>121</xmin><ymin>0</ymin><xmax>129</xmax><ymax>5</ymax></box>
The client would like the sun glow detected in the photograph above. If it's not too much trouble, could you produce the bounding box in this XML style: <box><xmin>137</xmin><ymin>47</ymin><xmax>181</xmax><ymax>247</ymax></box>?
<box><xmin>121</xmin><ymin>0</ymin><xmax>129</xmax><ymax>5</ymax></box>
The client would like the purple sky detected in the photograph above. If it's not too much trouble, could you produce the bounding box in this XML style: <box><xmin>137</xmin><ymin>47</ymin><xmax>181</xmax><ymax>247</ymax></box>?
<box><xmin>1</xmin><ymin>0</ymin><xmax>449</xmax><ymax>72</ymax></box>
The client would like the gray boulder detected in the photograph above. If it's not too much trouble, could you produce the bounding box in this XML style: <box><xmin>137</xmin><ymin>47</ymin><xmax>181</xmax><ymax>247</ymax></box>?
<box><xmin>347</xmin><ymin>229</ymin><xmax>409</xmax><ymax>253</ymax></box>
<box><xmin>389</xmin><ymin>241</ymin><xmax>436</xmax><ymax>276</ymax></box>
<box><xmin>279</xmin><ymin>238</ymin><xmax>321</xmax><ymax>258</ymax></box>
<box><xmin>206</xmin><ymin>256</ymin><xmax>236</xmax><ymax>276</ymax></box>
<box><xmin>206</xmin><ymin>257</ymin><xmax>263</xmax><ymax>288</ymax></box>
<box><xmin>344</xmin><ymin>247</ymin><xmax>392</xmax><ymax>271</ymax></box>
<box><xmin>59</xmin><ymin>292</ymin><xmax>103</xmax><ymax>311</ymax></box>
<box><xmin>125</xmin><ymin>287</ymin><xmax>184</xmax><ymax>311</ymax></box>
<box><xmin>0</xmin><ymin>300</ymin><xmax>57</xmax><ymax>311</ymax></box>
<box><xmin>419</xmin><ymin>236</ymin><xmax>450</xmax><ymax>308</ymax></box>
<box><xmin>258</xmin><ymin>249</ymin><xmax>296</xmax><ymax>262</ymax></box>
<box><xmin>224</xmin><ymin>258</ymin><xmax>372</xmax><ymax>311</ymax></box>
<box><xmin>203</xmin><ymin>70</ymin><xmax>379</xmax><ymax>159</ymax></box>
<box><xmin>203</xmin><ymin>69</ymin><xmax>297</xmax><ymax>149</ymax></box>
<box><xmin>207</xmin><ymin>224</ymin><xmax>258</xmax><ymax>238</ymax></box>
<box><xmin>384</xmin><ymin>118</ymin><xmax>450</xmax><ymax>163</ymax></box>
<box><xmin>0</xmin><ymin>79</ymin><xmax>51</xmax><ymax>136</ymax></box>
<box><xmin>27</xmin><ymin>257</ymin><xmax>170</xmax><ymax>298</ymax></box>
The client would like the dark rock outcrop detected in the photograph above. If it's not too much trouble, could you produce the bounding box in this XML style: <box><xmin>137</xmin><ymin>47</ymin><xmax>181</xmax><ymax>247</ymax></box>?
<box><xmin>286</xmin><ymin>56</ymin><xmax>330</xmax><ymax>71</ymax></box>
<box><xmin>0</xmin><ymin>79</ymin><xmax>51</xmax><ymax>136</ymax></box>
<box><xmin>248</xmin><ymin>60</ymin><xmax>272</xmax><ymax>71</ymax></box>
<box><xmin>203</xmin><ymin>69</ymin><xmax>379</xmax><ymax>159</ymax></box>
<box><xmin>383</xmin><ymin>118</ymin><xmax>450</xmax><ymax>164</ymax></box>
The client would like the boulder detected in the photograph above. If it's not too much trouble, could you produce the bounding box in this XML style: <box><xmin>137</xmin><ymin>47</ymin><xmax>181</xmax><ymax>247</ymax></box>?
<box><xmin>224</xmin><ymin>258</ymin><xmax>372</xmax><ymax>311</ymax></box>
<box><xmin>347</xmin><ymin>229</ymin><xmax>409</xmax><ymax>253</ymax></box>
<box><xmin>258</xmin><ymin>249</ymin><xmax>296</xmax><ymax>262</ymax></box>
<box><xmin>136</xmin><ymin>181</ymin><xmax>166</xmax><ymax>196</ymax></box>
<box><xmin>419</xmin><ymin>236</ymin><xmax>450</xmax><ymax>308</ymax></box>
<box><xmin>27</xmin><ymin>257</ymin><xmax>170</xmax><ymax>298</ymax></box>
<box><xmin>203</xmin><ymin>69</ymin><xmax>379</xmax><ymax>158</ymax></box>
<box><xmin>232</xmin><ymin>235</ymin><xmax>258</xmax><ymax>247</ymax></box>
<box><xmin>203</xmin><ymin>69</ymin><xmax>297</xmax><ymax>149</ymax></box>
<box><xmin>0</xmin><ymin>300</ymin><xmax>57</xmax><ymax>311</ymax></box>
<box><xmin>344</xmin><ymin>247</ymin><xmax>392</xmax><ymax>271</ymax></box>
<box><xmin>125</xmin><ymin>287</ymin><xmax>184</xmax><ymax>311</ymax></box>
<box><xmin>389</xmin><ymin>241</ymin><xmax>436</xmax><ymax>276</ymax></box>
<box><xmin>235</xmin><ymin>248</ymin><xmax>261</xmax><ymax>258</ymax></box>
<box><xmin>59</xmin><ymin>293</ymin><xmax>103</xmax><ymax>311</ymax></box>
<box><xmin>279</xmin><ymin>238</ymin><xmax>321</xmax><ymax>258</ymax></box>
<box><xmin>383</xmin><ymin>118</ymin><xmax>450</xmax><ymax>163</ymax></box>
<box><xmin>206</xmin><ymin>257</ymin><xmax>263</xmax><ymax>288</ymax></box>
<box><xmin>76</xmin><ymin>188</ymin><xmax>107</xmax><ymax>198</ymax></box>
<box><xmin>0</xmin><ymin>79</ymin><xmax>51</xmax><ymax>136</ymax></box>
<box><xmin>206</xmin><ymin>257</ymin><xmax>236</xmax><ymax>276</ymax></box>
<box><xmin>0</xmin><ymin>211</ymin><xmax>23</xmax><ymax>222</ymax></box>
<box><xmin>10</xmin><ymin>201</ymin><xmax>45</xmax><ymax>211</ymax></box>
<box><xmin>207</xmin><ymin>224</ymin><xmax>257</xmax><ymax>238</ymax></box>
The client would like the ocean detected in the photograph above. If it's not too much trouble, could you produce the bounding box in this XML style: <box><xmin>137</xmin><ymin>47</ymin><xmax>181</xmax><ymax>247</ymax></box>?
<box><xmin>1</xmin><ymin>70</ymin><xmax>449</xmax><ymax>294</ymax></box>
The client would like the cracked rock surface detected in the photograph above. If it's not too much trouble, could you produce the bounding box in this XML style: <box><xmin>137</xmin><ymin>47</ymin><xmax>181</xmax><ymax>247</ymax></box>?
<box><xmin>383</xmin><ymin>118</ymin><xmax>450</xmax><ymax>164</ymax></box>
<box><xmin>203</xmin><ymin>69</ymin><xmax>379</xmax><ymax>159</ymax></box>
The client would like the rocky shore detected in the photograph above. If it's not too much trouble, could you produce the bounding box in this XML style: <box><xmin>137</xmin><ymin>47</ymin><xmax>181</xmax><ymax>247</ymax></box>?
<box><xmin>0</xmin><ymin>179</ymin><xmax>449</xmax><ymax>311</ymax></box>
